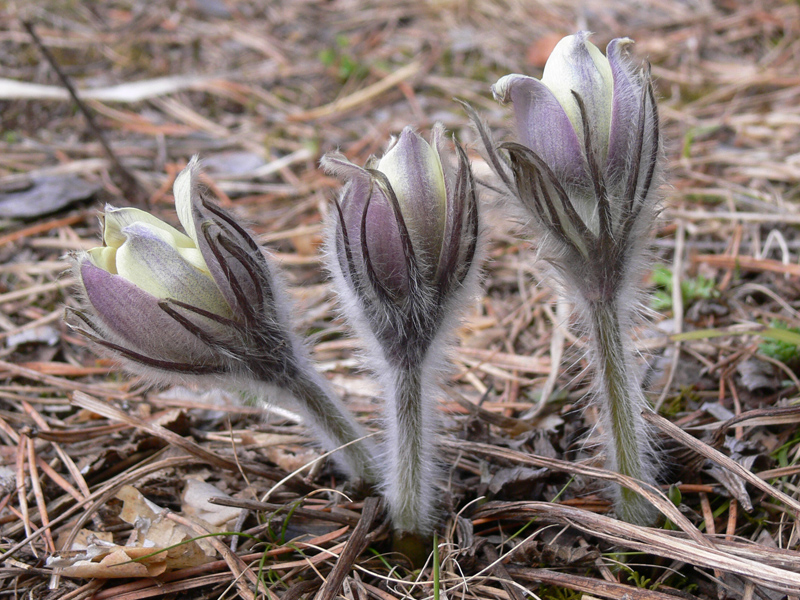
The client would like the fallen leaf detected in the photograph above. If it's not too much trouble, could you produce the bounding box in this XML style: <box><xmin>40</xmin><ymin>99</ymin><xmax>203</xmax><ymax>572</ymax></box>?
<box><xmin>0</xmin><ymin>175</ymin><xmax>99</xmax><ymax>219</ymax></box>
<box><xmin>181</xmin><ymin>479</ymin><xmax>244</xmax><ymax>529</ymax></box>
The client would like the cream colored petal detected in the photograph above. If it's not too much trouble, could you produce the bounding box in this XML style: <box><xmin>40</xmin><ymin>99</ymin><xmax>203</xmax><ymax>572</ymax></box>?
<box><xmin>115</xmin><ymin>222</ymin><xmax>230</xmax><ymax>315</ymax></box>
<box><xmin>377</xmin><ymin>127</ymin><xmax>448</xmax><ymax>266</ymax></box>
<box><xmin>174</xmin><ymin>156</ymin><xmax>200</xmax><ymax>245</ymax></box>
<box><xmin>541</xmin><ymin>32</ymin><xmax>614</xmax><ymax>156</ymax></box>
<box><xmin>174</xmin><ymin>246</ymin><xmax>208</xmax><ymax>272</ymax></box>
<box><xmin>104</xmin><ymin>206</ymin><xmax>194</xmax><ymax>250</ymax></box>
<box><xmin>87</xmin><ymin>246</ymin><xmax>119</xmax><ymax>274</ymax></box>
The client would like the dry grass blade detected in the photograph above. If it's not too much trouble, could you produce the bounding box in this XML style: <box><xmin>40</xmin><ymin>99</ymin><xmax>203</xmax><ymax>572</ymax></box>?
<box><xmin>474</xmin><ymin>501</ymin><xmax>800</xmax><ymax>595</ymax></box>
<box><xmin>25</xmin><ymin>437</ymin><xmax>55</xmax><ymax>553</ymax></box>
<box><xmin>0</xmin><ymin>359</ymin><xmax>130</xmax><ymax>400</ymax></box>
<box><xmin>21</xmin><ymin>21</ymin><xmax>147</xmax><ymax>206</ymax></box>
<box><xmin>643</xmin><ymin>412</ymin><xmax>800</xmax><ymax>517</ymax></box>
<box><xmin>207</xmin><ymin>497</ymin><xmax>360</xmax><ymax>527</ymax></box>
<box><xmin>502</xmin><ymin>565</ymin><xmax>694</xmax><ymax>600</ymax></box>
<box><xmin>0</xmin><ymin>456</ymin><xmax>200</xmax><ymax>563</ymax></box>
<box><xmin>89</xmin><ymin>529</ymin><xmax>351</xmax><ymax>600</ymax></box>
<box><xmin>288</xmin><ymin>61</ymin><xmax>423</xmax><ymax>122</ymax></box>
<box><xmin>101</xmin><ymin>573</ymin><xmax>235</xmax><ymax>600</ymax></box>
<box><xmin>316</xmin><ymin>496</ymin><xmax>381</xmax><ymax>600</ymax></box>
<box><xmin>693</xmin><ymin>254</ymin><xmax>800</xmax><ymax>277</ymax></box>
<box><xmin>443</xmin><ymin>439</ymin><xmax>713</xmax><ymax>548</ymax></box>
<box><xmin>69</xmin><ymin>391</ymin><xmax>304</xmax><ymax>489</ymax></box>
<box><xmin>165</xmin><ymin>511</ymin><xmax>258</xmax><ymax>600</ymax></box>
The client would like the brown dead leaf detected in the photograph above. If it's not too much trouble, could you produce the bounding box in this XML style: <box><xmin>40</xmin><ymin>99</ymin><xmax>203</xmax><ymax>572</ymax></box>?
<box><xmin>54</xmin><ymin>546</ymin><xmax>168</xmax><ymax>579</ymax></box>
<box><xmin>264</xmin><ymin>444</ymin><xmax>322</xmax><ymax>473</ymax></box>
<box><xmin>117</xmin><ymin>485</ymin><xmax>216</xmax><ymax>567</ymax></box>
<box><xmin>55</xmin><ymin>528</ymin><xmax>113</xmax><ymax>552</ymax></box>
<box><xmin>47</xmin><ymin>484</ymin><xmax>220</xmax><ymax>578</ymax></box>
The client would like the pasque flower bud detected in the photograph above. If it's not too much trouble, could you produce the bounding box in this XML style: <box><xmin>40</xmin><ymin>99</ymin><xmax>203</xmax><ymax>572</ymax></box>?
<box><xmin>323</xmin><ymin>125</ymin><xmax>481</xmax><ymax>537</ymax></box>
<box><xmin>489</xmin><ymin>32</ymin><xmax>660</xmax><ymax>260</ymax></box>
<box><xmin>74</xmin><ymin>158</ymin><xmax>295</xmax><ymax>379</ymax></box>
<box><xmin>472</xmin><ymin>33</ymin><xmax>663</xmax><ymax>525</ymax></box>
<box><xmin>323</xmin><ymin>125</ymin><xmax>479</xmax><ymax>368</ymax></box>
<box><xmin>72</xmin><ymin>158</ymin><xmax>377</xmax><ymax>482</ymax></box>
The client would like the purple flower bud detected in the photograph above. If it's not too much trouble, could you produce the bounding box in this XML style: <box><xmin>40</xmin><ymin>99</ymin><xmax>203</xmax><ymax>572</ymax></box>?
<box><xmin>72</xmin><ymin>158</ymin><xmax>296</xmax><ymax>380</ymax></box>
<box><xmin>489</xmin><ymin>32</ymin><xmax>661</xmax><ymax>276</ymax></box>
<box><xmin>322</xmin><ymin>125</ymin><xmax>479</xmax><ymax>367</ymax></box>
<box><xmin>71</xmin><ymin>158</ymin><xmax>380</xmax><ymax>482</ymax></box>
<box><xmin>323</xmin><ymin>125</ymin><xmax>483</xmax><ymax>536</ymax></box>
<box><xmin>479</xmin><ymin>33</ymin><xmax>665</xmax><ymax>525</ymax></box>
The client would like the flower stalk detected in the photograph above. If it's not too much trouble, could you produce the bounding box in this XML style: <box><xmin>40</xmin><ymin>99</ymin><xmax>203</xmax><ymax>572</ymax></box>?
<box><xmin>472</xmin><ymin>32</ymin><xmax>662</xmax><ymax>524</ymax></box>
<box><xmin>323</xmin><ymin>125</ymin><xmax>481</xmax><ymax>539</ymax></box>
<box><xmin>281</xmin><ymin>367</ymin><xmax>379</xmax><ymax>483</ymax></box>
<box><xmin>589</xmin><ymin>299</ymin><xmax>654</xmax><ymax>524</ymax></box>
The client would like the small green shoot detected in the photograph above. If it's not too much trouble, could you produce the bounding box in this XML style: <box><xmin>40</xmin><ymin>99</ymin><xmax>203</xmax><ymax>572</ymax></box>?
<box><xmin>771</xmin><ymin>430</ymin><xmax>800</xmax><ymax>466</ymax></box>
<box><xmin>367</xmin><ymin>547</ymin><xmax>396</xmax><ymax>573</ymax></box>
<box><xmin>505</xmin><ymin>518</ymin><xmax>537</xmax><ymax>545</ymax></box>
<box><xmin>537</xmin><ymin>584</ymin><xmax>581</xmax><ymax>600</ymax></box>
<box><xmin>623</xmin><ymin>566</ymin><xmax>653</xmax><ymax>590</ymax></box>
<box><xmin>759</xmin><ymin>320</ymin><xmax>800</xmax><ymax>367</ymax></box>
<box><xmin>681</xmin><ymin>124</ymin><xmax>723</xmax><ymax>159</ymax></box>
<box><xmin>549</xmin><ymin>475</ymin><xmax>575</xmax><ymax>503</ymax></box>
<box><xmin>279</xmin><ymin>500</ymin><xmax>303</xmax><ymax>544</ymax></box>
<box><xmin>121</xmin><ymin>531</ymin><xmax>260</xmax><ymax>565</ymax></box>
<box><xmin>663</xmin><ymin>484</ymin><xmax>682</xmax><ymax>530</ymax></box>
<box><xmin>651</xmin><ymin>264</ymin><xmax>718</xmax><ymax>311</ymax></box>
<box><xmin>318</xmin><ymin>34</ymin><xmax>369</xmax><ymax>82</ymax></box>
<box><xmin>658</xmin><ymin>386</ymin><xmax>699</xmax><ymax>418</ymax></box>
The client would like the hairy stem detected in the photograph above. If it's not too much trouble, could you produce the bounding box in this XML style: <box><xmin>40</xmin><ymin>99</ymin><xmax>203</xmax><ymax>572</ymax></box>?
<box><xmin>284</xmin><ymin>370</ymin><xmax>379</xmax><ymax>485</ymax></box>
<box><xmin>589</xmin><ymin>300</ymin><xmax>655</xmax><ymax>525</ymax></box>
<box><xmin>387</xmin><ymin>365</ymin><xmax>437</xmax><ymax>536</ymax></box>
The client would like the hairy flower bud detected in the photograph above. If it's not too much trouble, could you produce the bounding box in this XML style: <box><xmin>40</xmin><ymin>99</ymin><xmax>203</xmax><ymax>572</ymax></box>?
<box><xmin>72</xmin><ymin>158</ymin><xmax>295</xmax><ymax>380</ymax></box>
<box><xmin>71</xmin><ymin>158</ymin><xmax>378</xmax><ymax>482</ymax></box>
<box><xmin>323</xmin><ymin>125</ymin><xmax>479</xmax><ymax>368</ymax></box>
<box><xmin>490</xmin><ymin>32</ymin><xmax>660</xmax><ymax>252</ymax></box>
<box><xmin>323</xmin><ymin>125</ymin><xmax>482</xmax><ymax>537</ymax></box>
<box><xmin>472</xmin><ymin>33</ymin><xmax>664</xmax><ymax>525</ymax></box>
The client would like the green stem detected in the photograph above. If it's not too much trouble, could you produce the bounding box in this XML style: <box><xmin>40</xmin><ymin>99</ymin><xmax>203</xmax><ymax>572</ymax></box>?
<box><xmin>388</xmin><ymin>365</ymin><xmax>436</xmax><ymax>537</ymax></box>
<box><xmin>590</xmin><ymin>300</ymin><xmax>653</xmax><ymax>524</ymax></box>
<box><xmin>285</xmin><ymin>372</ymin><xmax>378</xmax><ymax>485</ymax></box>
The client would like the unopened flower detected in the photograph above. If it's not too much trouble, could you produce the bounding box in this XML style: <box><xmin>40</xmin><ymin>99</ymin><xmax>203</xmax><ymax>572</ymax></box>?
<box><xmin>74</xmin><ymin>160</ymin><xmax>292</xmax><ymax>379</ymax></box>
<box><xmin>489</xmin><ymin>32</ymin><xmax>660</xmax><ymax>262</ymax></box>
<box><xmin>473</xmin><ymin>33</ymin><xmax>663</xmax><ymax>524</ymax></box>
<box><xmin>71</xmin><ymin>158</ymin><xmax>377</xmax><ymax>482</ymax></box>
<box><xmin>323</xmin><ymin>125</ymin><xmax>479</xmax><ymax>368</ymax></box>
<box><xmin>322</xmin><ymin>125</ymin><xmax>481</xmax><ymax>537</ymax></box>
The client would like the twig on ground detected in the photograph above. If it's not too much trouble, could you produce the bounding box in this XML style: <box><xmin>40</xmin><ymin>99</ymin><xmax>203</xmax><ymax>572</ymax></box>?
<box><xmin>21</xmin><ymin>21</ymin><xmax>149</xmax><ymax>207</ymax></box>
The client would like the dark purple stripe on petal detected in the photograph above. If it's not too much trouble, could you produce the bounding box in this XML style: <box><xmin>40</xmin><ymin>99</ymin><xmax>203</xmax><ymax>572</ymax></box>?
<box><xmin>335</xmin><ymin>163</ymin><xmax>409</xmax><ymax>298</ymax></box>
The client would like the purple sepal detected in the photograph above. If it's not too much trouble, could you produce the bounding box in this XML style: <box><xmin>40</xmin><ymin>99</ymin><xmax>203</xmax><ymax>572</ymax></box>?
<box><xmin>80</xmin><ymin>260</ymin><xmax>221</xmax><ymax>366</ymax></box>
<box><xmin>606</xmin><ymin>38</ymin><xmax>642</xmax><ymax>186</ymax></box>
<box><xmin>493</xmin><ymin>74</ymin><xmax>588</xmax><ymax>188</ymax></box>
